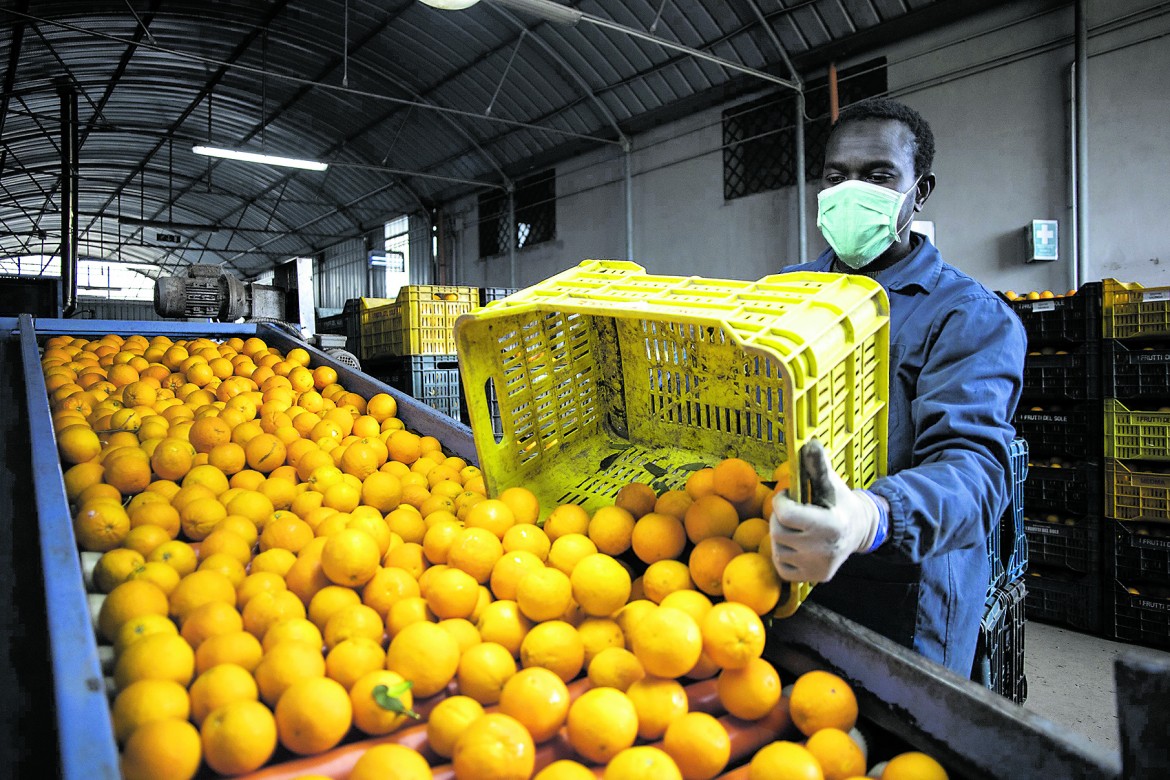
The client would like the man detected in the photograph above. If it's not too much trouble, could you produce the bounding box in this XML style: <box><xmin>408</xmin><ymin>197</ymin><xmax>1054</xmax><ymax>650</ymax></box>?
<box><xmin>770</xmin><ymin>97</ymin><xmax>1026</xmax><ymax>675</ymax></box>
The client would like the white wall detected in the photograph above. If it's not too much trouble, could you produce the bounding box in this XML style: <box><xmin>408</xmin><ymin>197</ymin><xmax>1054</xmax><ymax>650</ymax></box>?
<box><xmin>449</xmin><ymin>0</ymin><xmax>1170</xmax><ymax>292</ymax></box>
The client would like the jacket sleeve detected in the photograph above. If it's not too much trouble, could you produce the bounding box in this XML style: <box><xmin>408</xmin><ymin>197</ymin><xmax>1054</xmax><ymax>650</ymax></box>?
<box><xmin>869</xmin><ymin>292</ymin><xmax>1026</xmax><ymax>561</ymax></box>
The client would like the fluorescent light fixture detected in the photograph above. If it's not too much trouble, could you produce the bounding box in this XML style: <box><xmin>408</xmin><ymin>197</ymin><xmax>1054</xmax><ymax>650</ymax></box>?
<box><xmin>419</xmin><ymin>0</ymin><xmax>482</xmax><ymax>8</ymax></box>
<box><xmin>192</xmin><ymin>145</ymin><xmax>328</xmax><ymax>171</ymax></box>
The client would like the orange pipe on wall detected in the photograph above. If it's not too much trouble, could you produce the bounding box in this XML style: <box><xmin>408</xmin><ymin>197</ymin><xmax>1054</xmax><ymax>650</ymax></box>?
<box><xmin>828</xmin><ymin>62</ymin><xmax>839</xmax><ymax>122</ymax></box>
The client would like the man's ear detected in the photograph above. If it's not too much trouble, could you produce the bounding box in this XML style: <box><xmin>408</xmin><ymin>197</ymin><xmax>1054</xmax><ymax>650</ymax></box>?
<box><xmin>914</xmin><ymin>174</ymin><xmax>936</xmax><ymax>212</ymax></box>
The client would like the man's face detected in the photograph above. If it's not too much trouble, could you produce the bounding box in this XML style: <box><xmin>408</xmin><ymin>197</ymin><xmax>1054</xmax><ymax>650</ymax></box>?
<box><xmin>822</xmin><ymin>118</ymin><xmax>919</xmax><ymax>201</ymax></box>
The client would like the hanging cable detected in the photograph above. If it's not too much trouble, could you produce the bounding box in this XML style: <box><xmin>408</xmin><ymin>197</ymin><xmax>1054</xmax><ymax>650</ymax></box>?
<box><xmin>343</xmin><ymin>0</ymin><xmax>350</xmax><ymax>88</ymax></box>
<box><xmin>485</xmin><ymin>30</ymin><xmax>526</xmax><ymax>116</ymax></box>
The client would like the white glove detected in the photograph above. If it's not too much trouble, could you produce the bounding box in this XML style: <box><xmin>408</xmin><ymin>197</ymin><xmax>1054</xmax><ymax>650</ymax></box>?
<box><xmin>769</xmin><ymin>439</ymin><xmax>888</xmax><ymax>583</ymax></box>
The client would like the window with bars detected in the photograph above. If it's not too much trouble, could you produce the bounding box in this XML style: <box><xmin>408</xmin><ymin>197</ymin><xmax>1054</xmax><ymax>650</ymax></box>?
<box><xmin>478</xmin><ymin>170</ymin><xmax>556</xmax><ymax>258</ymax></box>
<box><xmin>723</xmin><ymin>59</ymin><xmax>888</xmax><ymax>201</ymax></box>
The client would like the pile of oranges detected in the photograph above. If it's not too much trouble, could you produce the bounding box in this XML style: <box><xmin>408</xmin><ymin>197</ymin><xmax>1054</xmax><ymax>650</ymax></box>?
<box><xmin>42</xmin><ymin>332</ymin><xmax>948</xmax><ymax>780</ymax></box>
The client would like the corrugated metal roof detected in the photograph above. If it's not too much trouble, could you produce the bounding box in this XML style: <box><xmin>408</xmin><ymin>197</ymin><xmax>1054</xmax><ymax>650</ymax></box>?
<box><xmin>1</xmin><ymin>0</ymin><xmax>999</xmax><ymax>277</ymax></box>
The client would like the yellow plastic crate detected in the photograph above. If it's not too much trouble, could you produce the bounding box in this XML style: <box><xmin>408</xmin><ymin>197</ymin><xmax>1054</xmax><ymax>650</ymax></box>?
<box><xmin>1105</xmin><ymin>399</ymin><xmax>1170</xmax><ymax>461</ymax></box>
<box><xmin>361</xmin><ymin>285</ymin><xmax>477</xmax><ymax>359</ymax></box>
<box><xmin>1106</xmin><ymin>459</ymin><xmax>1170</xmax><ymax>523</ymax></box>
<box><xmin>457</xmin><ymin>259</ymin><xmax>888</xmax><ymax>510</ymax></box>
<box><xmin>1103</xmin><ymin>278</ymin><xmax>1170</xmax><ymax>339</ymax></box>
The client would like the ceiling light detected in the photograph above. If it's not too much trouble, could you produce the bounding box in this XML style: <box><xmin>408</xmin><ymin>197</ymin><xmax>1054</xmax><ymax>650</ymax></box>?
<box><xmin>419</xmin><ymin>0</ymin><xmax>482</xmax><ymax>9</ymax></box>
<box><xmin>192</xmin><ymin>145</ymin><xmax>328</xmax><ymax>171</ymax></box>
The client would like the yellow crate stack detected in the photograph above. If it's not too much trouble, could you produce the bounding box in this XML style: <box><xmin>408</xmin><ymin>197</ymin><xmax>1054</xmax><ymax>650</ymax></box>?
<box><xmin>360</xmin><ymin>285</ymin><xmax>477</xmax><ymax>360</ymax></box>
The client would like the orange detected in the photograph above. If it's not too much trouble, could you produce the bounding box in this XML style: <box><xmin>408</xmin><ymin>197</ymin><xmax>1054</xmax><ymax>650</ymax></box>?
<box><xmin>151</xmin><ymin>437</ymin><xmax>196</xmax><ymax>481</ymax></box>
<box><xmin>688</xmin><ymin>537</ymin><xmax>742</xmax><ymax>596</ymax></box>
<box><xmin>749</xmin><ymin>741</ymin><xmax>823</xmax><ymax>780</ymax></box>
<box><xmin>654</xmin><ymin>489</ymin><xmax>693</xmax><ymax>520</ymax></box>
<box><xmin>56</xmin><ymin>419</ymin><xmax>99</xmax><ymax>459</ymax></box>
<box><xmin>700</xmin><ymin>601</ymin><xmax>766</xmax><ymax>670</ymax></box>
<box><xmin>423</xmin><ymin>521</ymin><xmax>463</xmax><ymax>565</ymax></box>
<box><xmin>181</xmin><ymin>600</ymin><xmax>244</xmax><ymax>649</ymax></box>
<box><xmin>732</xmin><ymin>517</ymin><xmax>770</xmax><ymax>551</ymax></box>
<box><xmin>351</xmin><ymin>743</ymin><xmax>432</xmax><ymax>780</ymax></box>
<box><xmin>631</xmin><ymin>513</ymin><xmax>687</xmax><ymax>564</ymax></box>
<box><xmin>245</xmin><ymin>432</ymin><xmax>287</xmax><ymax>473</ymax></box>
<box><xmin>535</xmin><ymin>761</ymin><xmax>595</xmax><ymax>780</ymax></box>
<box><xmin>452</xmin><ymin>713</ymin><xmax>535</xmax><ymax>780</ymax></box>
<box><xmin>243</xmin><ymin>589</ymin><xmax>308</xmax><ymax>640</ymax></box>
<box><xmin>182</xmin><ymin>463</ymin><xmax>230</xmax><ymax>495</ymax></box>
<box><xmin>547</xmin><ymin>534</ymin><xmax>598</xmax><ymax>576</ymax></box>
<box><xmin>200</xmin><ymin>699</ymin><xmax>278</xmax><ymax>775</ymax></box>
<box><xmin>684</xmin><ymin>495</ymin><xmax>740</xmax><ymax>543</ymax></box>
<box><xmin>178</xmin><ymin>496</ymin><xmax>228</xmax><ymax>541</ymax></box>
<box><xmin>567</xmin><ymin>687</ymin><xmax>638</xmax><ymax>763</ymax></box>
<box><xmin>721</xmin><ymin>552</ymin><xmax>782</xmax><ymax>615</ymax></box>
<box><xmin>326</xmin><ymin>636</ymin><xmax>387</xmax><ymax>691</ymax></box>
<box><xmin>259</xmin><ymin>513</ymin><xmax>315</xmax><ymax>554</ymax></box>
<box><xmin>642</xmin><ymin>559</ymin><xmax>694</xmax><ymax>603</ymax></box>
<box><xmin>386</xmin><ymin>596</ymin><xmax>433</xmax><ymax>639</ymax></box>
<box><xmin>662</xmin><ymin>711</ymin><xmax>730</xmax><ymax>780</ymax></box>
<box><xmin>489</xmin><ymin>550</ymin><xmax>545</xmax><ymax>602</ymax></box>
<box><xmin>340</xmin><ymin>441</ymin><xmax>380</xmax><ymax>480</ymax></box>
<box><xmin>189</xmin><ymin>416</ymin><xmax>232</xmax><ymax>453</ymax></box>
<box><xmin>93</xmin><ymin>548</ymin><xmax>146</xmax><ymax>594</ymax></box>
<box><xmin>614</xmin><ymin>482</ymin><xmax>658</xmax><ymax>519</ymax></box>
<box><xmin>476</xmin><ymin>599</ymin><xmax>532</xmax><ymax>657</ymax></box>
<box><xmin>113</xmin><ymin>612</ymin><xmax>178</xmax><ymax>656</ymax></box>
<box><xmin>427</xmin><ymin>694</ymin><xmax>484</xmax><ymax>758</ymax></box>
<box><xmin>119</xmin><ymin>718</ymin><xmax>201</xmax><ymax>780</ymax></box>
<box><xmin>386</xmin><ymin>506</ymin><xmax>428</xmax><ymax>545</ymax></box>
<box><xmin>188</xmin><ymin>662</ymin><xmax>259</xmax><ymax>726</ymax></box>
<box><xmin>362</xmin><ymin>566</ymin><xmax>421</xmax><ymax>620</ymax></box>
<box><xmin>604</xmin><ymin>747</ymin><xmax>683</xmax><ymax>780</ymax></box>
<box><xmin>519</xmin><ymin>619</ymin><xmax>585</xmax><ymax>683</ymax></box>
<box><xmin>125</xmin><ymin>558</ymin><xmax>181</xmax><ymax>597</ymax></box>
<box><xmin>457</xmin><ymin>640</ymin><xmax>517</xmax><ymax>705</ymax></box>
<box><xmin>498</xmin><ymin>666</ymin><xmax>571</xmax><ymax>744</ymax></box>
<box><xmin>567</xmin><ymin>553</ymin><xmax>631</xmax><ymax>618</ymax></box>
<box><xmin>250</xmin><ymin>548</ymin><xmax>297</xmax><ymax>578</ymax></box>
<box><xmin>465</xmin><ymin>498</ymin><xmax>516</xmax><ymax>540</ymax></box>
<box><xmin>195</xmin><ymin>630</ymin><xmax>264</xmax><ymax>675</ymax></box>
<box><xmin>148</xmin><ymin>539</ymin><xmax>198</xmax><ymax>577</ymax></box>
<box><xmin>543</xmin><ymin>503</ymin><xmax>590</xmax><ymax>541</ymax></box>
<box><xmin>587</xmin><ymin>646</ymin><xmax>644</xmax><ymax>692</ymax></box>
<box><xmin>98</xmin><ymin>579</ymin><xmax>168</xmax><ymax>642</ymax></box>
<box><xmin>385</xmin><ymin>620</ymin><xmax>461</xmax><ymax>698</ymax></box>
<box><xmin>254</xmin><ymin>639</ymin><xmax>326</xmax><ymax>707</ymax></box>
<box><xmin>789</xmin><ymin>669</ymin><xmax>858</xmax><ymax>737</ymax></box>
<box><xmin>587</xmin><ymin>505</ymin><xmax>636</xmax><ymax>556</ymax></box>
<box><xmin>365</xmin><ymin>393</ymin><xmax>398</xmax><ymax>422</ymax></box>
<box><xmin>320</xmin><ymin>528</ymin><xmax>380</xmax><ymax>587</ymax></box>
<box><xmin>627</xmin><ymin>676</ymin><xmax>688</xmax><ymax>740</ymax></box>
<box><xmin>496</xmin><ymin>486</ymin><xmax>538</xmax><ymax>525</ymax></box>
<box><xmin>804</xmin><ymin>728</ymin><xmax>866</xmax><ymax>780</ymax></box>
<box><xmin>63</xmin><ymin>460</ymin><xmax>105</xmax><ymax>502</ymax></box>
<box><xmin>199</xmin><ymin>528</ymin><xmax>253</xmax><ymax>566</ymax></box>
<box><xmin>114</xmin><ymin>633</ymin><xmax>195</xmax><ymax>691</ymax></box>
<box><xmin>323</xmin><ymin>603</ymin><xmax>384</xmax><ymax>650</ymax></box>
<box><xmin>111</xmin><ymin>679</ymin><xmax>190</xmax><ymax>744</ymax></box>
<box><xmin>515</xmin><ymin>567</ymin><xmax>573</xmax><ymax>623</ymax></box>
<box><xmin>74</xmin><ymin>499</ymin><xmax>131</xmax><ymax>552</ymax></box>
<box><xmin>361</xmin><ymin>471</ymin><xmax>403</xmax><ymax>513</ymax></box>
<box><xmin>448</xmin><ymin>526</ymin><xmax>504</xmax><ymax>584</ymax></box>
<box><xmin>502</xmin><ymin>523</ymin><xmax>551</xmax><ymax>561</ymax></box>
<box><xmin>717</xmin><ymin>657</ymin><xmax>781</xmax><ymax>721</ymax></box>
<box><xmin>629</xmin><ymin>606</ymin><xmax>702</xmax><ymax>679</ymax></box>
<box><xmin>169</xmin><ymin>569</ymin><xmax>237</xmax><ymax>624</ymax></box>
<box><xmin>685</xmin><ymin>467</ymin><xmax>716</xmax><ymax>499</ymax></box>
<box><xmin>575</xmin><ymin>617</ymin><xmax>623</xmax><ymax>668</ymax></box>
<box><xmin>386</xmin><ymin>429</ymin><xmax>422</xmax><ymax>465</ymax></box>
<box><xmin>262</xmin><ymin>617</ymin><xmax>324</xmax><ymax>653</ymax></box>
<box><xmin>881</xmin><ymin>751</ymin><xmax>949</xmax><ymax>780</ymax></box>
<box><xmin>349</xmin><ymin>669</ymin><xmax>418</xmax><ymax>737</ymax></box>
<box><xmin>712</xmin><ymin>457</ymin><xmax>759</xmax><ymax>503</ymax></box>
<box><xmin>425</xmin><ymin>566</ymin><xmax>481</xmax><ymax>620</ymax></box>
<box><xmin>308</xmin><ymin>584</ymin><xmax>362</xmax><ymax>630</ymax></box>
<box><xmin>274</xmin><ymin>676</ymin><xmax>352</xmax><ymax>755</ymax></box>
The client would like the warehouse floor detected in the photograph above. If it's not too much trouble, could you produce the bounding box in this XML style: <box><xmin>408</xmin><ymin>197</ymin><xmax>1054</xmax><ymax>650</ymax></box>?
<box><xmin>1023</xmin><ymin>620</ymin><xmax>1170</xmax><ymax>754</ymax></box>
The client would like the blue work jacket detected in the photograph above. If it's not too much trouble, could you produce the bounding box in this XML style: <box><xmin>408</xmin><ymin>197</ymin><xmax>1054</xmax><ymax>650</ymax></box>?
<box><xmin>782</xmin><ymin>233</ymin><xmax>1026</xmax><ymax>675</ymax></box>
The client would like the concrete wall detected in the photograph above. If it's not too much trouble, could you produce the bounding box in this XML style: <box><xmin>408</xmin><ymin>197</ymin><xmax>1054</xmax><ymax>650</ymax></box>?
<box><xmin>449</xmin><ymin>0</ymin><xmax>1170</xmax><ymax>292</ymax></box>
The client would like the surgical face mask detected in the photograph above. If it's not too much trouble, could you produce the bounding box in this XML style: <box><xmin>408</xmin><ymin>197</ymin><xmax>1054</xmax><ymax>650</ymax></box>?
<box><xmin>816</xmin><ymin>179</ymin><xmax>920</xmax><ymax>269</ymax></box>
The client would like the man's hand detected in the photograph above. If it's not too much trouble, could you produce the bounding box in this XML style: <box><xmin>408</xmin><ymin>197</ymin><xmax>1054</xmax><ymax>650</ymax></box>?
<box><xmin>769</xmin><ymin>439</ymin><xmax>888</xmax><ymax>582</ymax></box>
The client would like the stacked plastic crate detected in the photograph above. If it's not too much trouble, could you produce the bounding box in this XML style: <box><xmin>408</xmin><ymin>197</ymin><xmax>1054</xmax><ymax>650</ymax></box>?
<box><xmin>1102</xmin><ymin>280</ymin><xmax>1170</xmax><ymax>650</ymax></box>
<box><xmin>360</xmin><ymin>286</ymin><xmax>478</xmax><ymax>423</ymax></box>
<box><xmin>973</xmin><ymin>436</ymin><xmax>1029</xmax><ymax>703</ymax></box>
<box><xmin>1003</xmin><ymin>283</ymin><xmax>1106</xmax><ymax>634</ymax></box>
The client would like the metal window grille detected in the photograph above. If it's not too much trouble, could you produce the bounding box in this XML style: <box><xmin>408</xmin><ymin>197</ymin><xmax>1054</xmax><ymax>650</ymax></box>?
<box><xmin>723</xmin><ymin>59</ymin><xmax>888</xmax><ymax>201</ymax></box>
<box><xmin>479</xmin><ymin>170</ymin><xmax>555</xmax><ymax>258</ymax></box>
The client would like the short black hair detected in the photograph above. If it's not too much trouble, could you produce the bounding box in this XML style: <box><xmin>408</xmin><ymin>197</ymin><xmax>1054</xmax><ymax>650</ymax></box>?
<box><xmin>831</xmin><ymin>98</ymin><xmax>935</xmax><ymax>178</ymax></box>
